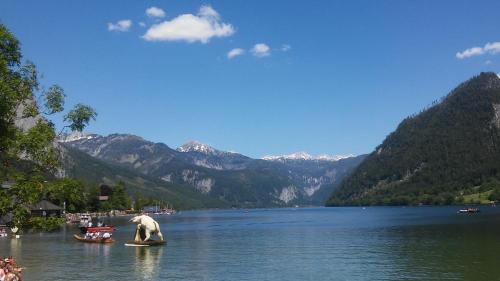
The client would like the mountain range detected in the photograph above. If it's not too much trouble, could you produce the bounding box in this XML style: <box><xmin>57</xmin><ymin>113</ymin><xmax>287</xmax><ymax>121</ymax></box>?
<box><xmin>328</xmin><ymin>72</ymin><xmax>500</xmax><ymax>206</ymax></box>
<box><xmin>261</xmin><ymin>152</ymin><xmax>354</xmax><ymax>162</ymax></box>
<box><xmin>59</xmin><ymin>132</ymin><xmax>364</xmax><ymax>209</ymax></box>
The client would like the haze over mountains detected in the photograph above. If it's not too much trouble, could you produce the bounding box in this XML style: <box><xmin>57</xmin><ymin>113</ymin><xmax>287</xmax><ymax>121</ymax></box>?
<box><xmin>328</xmin><ymin>72</ymin><xmax>500</xmax><ymax>206</ymax></box>
<box><xmin>59</xmin><ymin>132</ymin><xmax>364</xmax><ymax>209</ymax></box>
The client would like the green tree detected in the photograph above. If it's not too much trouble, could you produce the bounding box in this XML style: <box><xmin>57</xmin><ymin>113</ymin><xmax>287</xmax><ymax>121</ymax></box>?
<box><xmin>63</xmin><ymin>104</ymin><xmax>97</xmax><ymax>132</ymax></box>
<box><xmin>86</xmin><ymin>185</ymin><xmax>101</xmax><ymax>211</ymax></box>
<box><xmin>488</xmin><ymin>188</ymin><xmax>500</xmax><ymax>202</ymax></box>
<box><xmin>133</xmin><ymin>192</ymin><xmax>154</xmax><ymax>211</ymax></box>
<box><xmin>109</xmin><ymin>182</ymin><xmax>131</xmax><ymax>210</ymax></box>
<box><xmin>0</xmin><ymin>24</ymin><xmax>97</xmax><ymax>230</ymax></box>
<box><xmin>42</xmin><ymin>85</ymin><xmax>65</xmax><ymax>115</ymax></box>
<box><xmin>46</xmin><ymin>178</ymin><xmax>87</xmax><ymax>213</ymax></box>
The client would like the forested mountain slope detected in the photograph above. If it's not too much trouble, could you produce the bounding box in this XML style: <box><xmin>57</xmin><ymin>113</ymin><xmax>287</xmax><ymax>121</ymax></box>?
<box><xmin>328</xmin><ymin>72</ymin><xmax>500</xmax><ymax>206</ymax></box>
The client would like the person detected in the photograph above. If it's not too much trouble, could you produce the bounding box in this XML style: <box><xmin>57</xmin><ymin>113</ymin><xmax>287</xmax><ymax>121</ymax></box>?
<box><xmin>0</xmin><ymin>257</ymin><xmax>22</xmax><ymax>281</ymax></box>
<box><xmin>102</xmin><ymin>232</ymin><xmax>111</xmax><ymax>239</ymax></box>
<box><xmin>0</xmin><ymin>267</ymin><xmax>5</xmax><ymax>281</ymax></box>
<box><xmin>87</xmin><ymin>221</ymin><xmax>93</xmax><ymax>227</ymax></box>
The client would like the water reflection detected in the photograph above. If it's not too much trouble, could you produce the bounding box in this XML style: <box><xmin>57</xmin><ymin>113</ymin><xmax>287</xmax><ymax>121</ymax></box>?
<box><xmin>9</xmin><ymin>238</ymin><xmax>21</xmax><ymax>257</ymax></box>
<box><xmin>134</xmin><ymin>247</ymin><xmax>163</xmax><ymax>280</ymax></box>
<box><xmin>82</xmin><ymin>243</ymin><xmax>111</xmax><ymax>258</ymax></box>
<box><xmin>382</xmin><ymin>221</ymin><xmax>500</xmax><ymax>280</ymax></box>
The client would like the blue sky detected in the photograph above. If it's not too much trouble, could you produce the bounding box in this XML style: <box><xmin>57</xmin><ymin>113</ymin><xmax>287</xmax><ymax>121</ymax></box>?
<box><xmin>1</xmin><ymin>0</ymin><xmax>499</xmax><ymax>158</ymax></box>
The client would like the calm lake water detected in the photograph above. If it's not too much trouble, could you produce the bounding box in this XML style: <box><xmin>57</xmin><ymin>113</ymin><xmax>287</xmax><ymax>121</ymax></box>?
<box><xmin>1</xmin><ymin>206</ymin><xmax>500</xmax><ymax>281</ymax></box>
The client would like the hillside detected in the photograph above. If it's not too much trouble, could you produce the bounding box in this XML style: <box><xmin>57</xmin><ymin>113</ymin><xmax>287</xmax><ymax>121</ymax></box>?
<box><xmin>60</xmin><ymin>145</ymin><xmax>227</xmax><ymax>210</ymax></box>
<box><xmin>327</xmin><ymin>72</ymin><xmax>500</xmax><ymax>206</ymax></box>
<box><xmin>61</xmin><ymin>133</ymin><xmax>364</xmax><ymax>207</ymax></box>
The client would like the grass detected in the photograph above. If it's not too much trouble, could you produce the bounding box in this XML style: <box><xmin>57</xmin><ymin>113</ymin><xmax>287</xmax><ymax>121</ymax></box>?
<box><xmin>462</xmin><ymin>190</ymin><xmax>493</xmax><ymax>204</ymax></box>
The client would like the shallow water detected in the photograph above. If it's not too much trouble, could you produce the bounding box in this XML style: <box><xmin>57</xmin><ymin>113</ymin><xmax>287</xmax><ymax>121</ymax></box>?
<box><xmin>1</xmin><ymin>206</ymin><xmax>500</xmax><ymax>281</ymax></box>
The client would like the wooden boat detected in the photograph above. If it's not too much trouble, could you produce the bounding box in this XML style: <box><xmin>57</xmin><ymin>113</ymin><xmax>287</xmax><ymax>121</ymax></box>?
<box><xmin>73</xmin><ymin>234</ymin><xmax>114</xmax><ymax>244</ymax></box>
<box><xmin>124</xmin><ymin>240</ymin><xmax>166</xmax><ymax>247</ymax></box>
<box><xmin>80</xmin><ymin>225</ymin><xmax>116</xmax><ymax>234</ymax></box>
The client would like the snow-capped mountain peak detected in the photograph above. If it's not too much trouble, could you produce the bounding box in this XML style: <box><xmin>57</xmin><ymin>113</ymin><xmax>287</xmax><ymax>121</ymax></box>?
<box><xmin>289</xmin><ymin>151</ymin><xmax>313</xmax><ymax>160</ymax></box>
<box><xmin>58</xmin><ymin>131</ymin><xmax>97</xmax><ymax>143</ymax></box>
<box><xmin>177</xmin><ymin>141</ymin><xmax>216</xmax><ymax>154</ymax></box>
<box><xmin>262</xmin><ymin>152</ymin><xmax>354</xmax><ymax>162</ymax></box>
<box><xmin>317</xmin><ymin>154</ymin><xmax>355</xmax><ymax>161</ymax></box>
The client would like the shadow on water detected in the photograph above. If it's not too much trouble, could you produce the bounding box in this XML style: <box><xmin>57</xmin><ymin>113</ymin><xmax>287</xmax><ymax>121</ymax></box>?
<box><xmin>382</xmin><ymin>222</ymin><xmax>500</xmax><ymax>281</ymax></box>
<box><xmin>347</xmin><ymin>207</ymin><xmax>500</xmax><ymax>281</ymax></box>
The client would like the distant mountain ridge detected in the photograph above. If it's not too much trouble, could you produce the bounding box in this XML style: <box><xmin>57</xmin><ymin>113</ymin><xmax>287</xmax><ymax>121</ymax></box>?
<box><xmin>60</xmin><ymin>132</ymin><xmax>364</xmax><ymax>208</ymax></box>
<box><xmin>327</xmin><ymin>72</ymin><xmax>500</xmax><ymax>206</ymax></box>
<box><xmin>262</xmin><ymin>152</ymin><xmax>354</xmax><ymax>162</ymax></box>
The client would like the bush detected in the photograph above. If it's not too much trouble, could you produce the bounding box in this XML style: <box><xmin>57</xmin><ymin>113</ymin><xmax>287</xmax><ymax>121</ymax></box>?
<box><xmin>28</xmin><ymin>216</ymin><xmax>65</xmax><ymax>232</ymax></box>
<box><xmin>489</xmin><ymin>188</ymin><xmax>500</xmax><ymax>202</ymax></box>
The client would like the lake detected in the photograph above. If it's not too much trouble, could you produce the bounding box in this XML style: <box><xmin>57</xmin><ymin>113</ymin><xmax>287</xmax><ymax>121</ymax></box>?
<box><xmin>1</xmin><ymin>206</ymin><xmax>500</xmax><ymax>281</ymax></box>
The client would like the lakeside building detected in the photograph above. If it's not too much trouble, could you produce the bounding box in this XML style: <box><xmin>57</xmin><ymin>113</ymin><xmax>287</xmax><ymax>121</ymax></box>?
<box><xmin>28</xmin><ymin>200</ymin><xmax>63</xmax><ymax>217</ymax></box>
<box><xmin>99</xmin><ymin>184</ymin><xmax>112</xmax><ymax>201</ymax></box>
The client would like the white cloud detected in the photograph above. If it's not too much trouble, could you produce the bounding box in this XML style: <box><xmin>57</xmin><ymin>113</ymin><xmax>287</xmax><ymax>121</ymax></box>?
<box><xmin>146</xmin><ymin>7</ymin><xmax>166</xmax><ymax>18</ymax></box>
<box><xmin>251</xmin><ymin>43</ymin><xmax>270</xmax><ymax>57</ymax></box>
<box><xmin>139</xmin><ymin>22</ymin><xmax>146</xmax><ymax>27</ymax></box>
<box><xmin>485</xmin><ymin>42</ymin><xmax>500</xmax><ymax>54</ymax></box>
<box><xmin>142</xmin><ymin>5</ymin><xmax>234</xmax><ymax>43</ymax></box>
<box><xmin>456</xmin><ymin>47</ymin><xmax>484</xmax><ymax>59</ymax></box>
<box><xmin>227</xmin><ymin>48</ymin><xmax>244</xmax><ymax>59</ymax></box>
<box><xmin>281</xmin><ymin>44</ymin><xmax>291</xmax><ymax>52</ymax></box>
<box><xmin>198</xmin><ymin>5</ymin><xmax>218</xmax><ymax>18</ymax></box>
<box><xmin>456</xmin><ymin>41</ymin><xmax>500</xmax><ymax>59</ymax></box>
<box><xmin>108</xmin><ymin>20</ymin><xmax>132</xmax><ymax>32</ymax></box>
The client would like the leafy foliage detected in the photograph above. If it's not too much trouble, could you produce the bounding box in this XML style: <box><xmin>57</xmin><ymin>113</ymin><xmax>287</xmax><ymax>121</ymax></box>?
<box><xmin>64</xmin><ymin>103</ymin><xmax>97</xmax><ymax>132</ymax></box>
<box><xmin>85</xmin><ymin>181</ymin><xmax>132</xmax><ymax>211</ymax></box>
<box><xmin>0</xmin><ymin>23</ymin><xmax>97</xmax><ymax>230</ymax></box>
<box><xmin>46</xmin><ymin>178</ymin><xmax>87</xmax><ymax>213</ymax></box>
<box><xmin>28</xmin><ymin>216</ymin><xmax>65</xmax><ymax>232</ymax></box>
<box><xmin>327</xmin><ymin>73</ymin><xmax>500</xmax><ymax>206</ymax></box>
<box><xmin>43</xmin><ymin>85</ymin><xmax>65</xmax><ymax>114</ymax></box>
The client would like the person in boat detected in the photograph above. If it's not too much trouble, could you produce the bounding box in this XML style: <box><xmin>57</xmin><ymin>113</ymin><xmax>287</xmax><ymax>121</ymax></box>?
<box><xmin>0</xmin><ymin>257</ymin><xmax>23</xmax><ymax>281</ymax></box>
<box><xmin>97</xmin><ymin>221</ymin><xmax>103</xmax><ymax>227</ymax></box>
<box><xmin>102</xmin><ymin>232</ymin><xmax>111</xmax><ymax>239</ymax></box>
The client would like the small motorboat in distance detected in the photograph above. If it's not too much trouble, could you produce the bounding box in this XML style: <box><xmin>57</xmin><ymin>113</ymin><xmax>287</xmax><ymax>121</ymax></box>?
<box><xmin>78</xmin><ymin>213</ymin><xmax>92</xmax><ymax>227</ymax></box>
<box><xmin>0</xmin><ymin>226</ymin><xmax>9</xmax><ymax>238</ymax></box>
<box><xmin>73</xmin><ymin>234</ymin><xmax>114</xmax><ymax>244</ymax></box>
<box><xmin>457</xmin><ymin>208</ymin><xmax>480</xmax><ymax>214</ymax></box>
